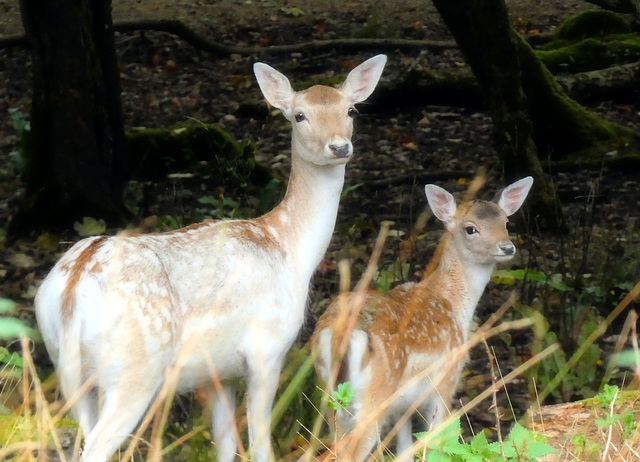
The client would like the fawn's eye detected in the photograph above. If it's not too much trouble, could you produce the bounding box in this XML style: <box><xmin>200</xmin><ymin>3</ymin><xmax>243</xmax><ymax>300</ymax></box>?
<box><xmin>465</xmin><ymin>226</ymin><xmax>477</xmax><ymax>235</ymax></box>
<box><xmin>294</xmin><ymin>112</ymin><xmax>306</xmax><ymax>123</ymax></box>
<box><xmin>348</xmin><ymin>107</ymin><xmax>358</xmax><ymax>118</ymax></box>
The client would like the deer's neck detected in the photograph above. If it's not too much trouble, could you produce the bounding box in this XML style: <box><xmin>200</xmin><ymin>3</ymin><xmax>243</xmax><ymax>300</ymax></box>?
<box><xmin>260</xmin><ymin>151</ymin><xmax>345</xmax><ymax>281</ymax></box>
<box><xmin>427</xmin><ymin>239</ymin><xmax>496</xmax><ymax>332</ymax></box>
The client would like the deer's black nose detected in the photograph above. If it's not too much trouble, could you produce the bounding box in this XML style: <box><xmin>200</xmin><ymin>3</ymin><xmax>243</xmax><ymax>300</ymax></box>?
<box><xmin>499</xmin><ymin>243</ymin><xmax>515</xmax><ymax>255</ymax></box>
<box><xmin>329</xmin><ymin>144</ymin><xmax>351</xmax><ymax>158</ymax></box>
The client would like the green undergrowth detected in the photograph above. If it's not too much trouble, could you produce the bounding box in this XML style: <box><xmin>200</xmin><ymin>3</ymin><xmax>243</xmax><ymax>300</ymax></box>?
<box><xmin>415</xmin><ymin>418</ymin><xmax>555</xmax><ymax>462</ymax></box>
<box><xmin>0</xmin><ymin>415</ymin><xmax>77</xmax><ymax>458</ymax></box>
<box><xmin>554</xmin><ymin>9</ymin><xmax>632</xmax><ymax>42</ymax></box>
<box><xmin>125</xmin><ymin>122</ymin><xmax>261</xmax><ymax>186</ymax></box>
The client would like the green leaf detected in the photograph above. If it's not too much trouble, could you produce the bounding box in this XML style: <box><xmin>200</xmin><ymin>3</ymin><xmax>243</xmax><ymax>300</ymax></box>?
<box><xmin>526</xmin><ymin>440</ymin><xmax>558</xmax><ymax>459</ymax></box>
<box><xmin>340</xmin><ymin>183</ymin><xmax>362</xmax><ymax>200</ymax></box>
<box><xmin>486</xmin><ymin>440</ymin><xmax>503</xmax><ymax>455</ymax></box>
<box><xmin>425</xmin><ymin>418</ymin><xmax>461</xmax><ymax>450</ymax></box>
<box><xmin>596</xmin><ymin>415</ymin><xmax>619</xmax><ymax>428</ymax></box>
<box><xmin>0</xmin><ymin>299</ymin><xmax>16</xmax><ymax>313</ymax></box>
<box><xmin>614</xmin><ymin>349</ymin><xmax>640</xmax><ymax>368</ymax></box>
<box><xmin>0</xmin><ymin>347</ymin><xmax>24</xmax><ymax>368</ymax></box>
<box><xmin>73</xmin><ymin>216</ymin><xmax>106</xmax><ymax>237</ymax></box>
<box><xmin>329</xmin><ymin>381</ymin><xmax>354</xmax><ymax>409</ymax></box>
<box><xmin>280</xmin><ymin>6</ymin><xmax>305</xmax><ymax>17</ymax></box>
<box><xmin>596</xmin><ymin>384</ymin><xmax>619</xmax><ymax>407</ymax></box>
<box><xmin>426</xmin><ymin>451</ymin><xmax>453</xmax><ymax>462</ymax></box>
<box><xmin>491</xmin><ymin>269</ymin><xmax>569</xmax><ymax>291</ymax></box>
<box><xmin>469</xmin><ymin>431</ymin><xmax>494</xmax><ymax>457</ymax></box>
<box><xmin>0</xmin><ymin>317</ymin><xmax>39</xmax><ymax>340</ymax></box>
<box><xmin>504</xmin><ymin>423</ymin><xmax>556</xmax><ymax>459</ymax></box>
<box><xmin>621</xmin><ymin>410</ymin><xmax>638</xmax><ymax>438</ymax></box>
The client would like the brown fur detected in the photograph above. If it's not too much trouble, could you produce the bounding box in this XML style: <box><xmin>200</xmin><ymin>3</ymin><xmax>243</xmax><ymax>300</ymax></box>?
<box><xmin>60</xmin><ymin>236</ymin><xmax>108</xmax><ymax>322</ymax></box>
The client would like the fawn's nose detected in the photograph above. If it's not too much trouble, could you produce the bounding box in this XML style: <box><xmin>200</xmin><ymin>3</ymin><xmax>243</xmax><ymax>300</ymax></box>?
<box><xmin>499</xmin><ymin>243</ymin><xmax>516</xmax><ymax>256</ymax></box>
<box><xmin>329</xmin><ymin>143</ymin><xmax>352</xmax><ymax>158</ymax></box>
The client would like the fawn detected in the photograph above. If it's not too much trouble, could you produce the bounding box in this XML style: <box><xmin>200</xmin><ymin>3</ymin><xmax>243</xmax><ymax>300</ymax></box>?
<box><xmin>312</xmin><ymin>176</ymin><xmax>533</xmax><ymax>461</ymax></box>
<box><xmin>35</xmin><ymin>55</ymin><xmax>386</xmax><ymax>462</ymax></box>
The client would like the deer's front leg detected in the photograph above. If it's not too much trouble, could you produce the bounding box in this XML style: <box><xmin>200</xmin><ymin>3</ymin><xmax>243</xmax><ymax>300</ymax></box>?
<box><xmin>212</xmin><ymin>382</ymin><xmax>239</xmax><ymax>462</ymax></box>
<box><xmin>246</xmin><ymin>357</ymin><xmax>283</xmax><ymax>462</ymax></box>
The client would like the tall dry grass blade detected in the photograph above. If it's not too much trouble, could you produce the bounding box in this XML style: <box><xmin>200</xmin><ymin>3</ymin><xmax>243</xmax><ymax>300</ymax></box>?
<box><xmin>491</xmin><ymin>344</ymin><xmax>517</xmax><ymax>423</ymax></box>
<box><xmin>161</xmin><ymin>425</ymin><xmax>208</xmax><ymax>457</ymax></box>
<box><xmin>21</xmin><ymin>337</ymin><xmax>67</xmax><ymax>462</ymax></box>
<box><xmin>483</xmin><ymin>339</ymin><xmax>503</xmax><ymax>454</ymax></box>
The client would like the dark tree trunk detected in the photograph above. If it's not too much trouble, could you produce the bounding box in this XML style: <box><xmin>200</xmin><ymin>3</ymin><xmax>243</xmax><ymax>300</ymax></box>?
<box><xmin>430</xmin><ymin>0</ymin><xmax>562</xmax><ymax>230</ymax></box>
<box><xmin>9</xmin><ymin>0</ymin><xmax>129</xmax><ymax>236</ymax></box>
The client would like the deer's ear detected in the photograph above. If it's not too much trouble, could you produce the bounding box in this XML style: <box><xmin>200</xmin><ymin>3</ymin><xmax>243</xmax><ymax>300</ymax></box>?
<box><xmin>425</xmin><ymin>184</ymin><xmax>457</xmax><ymax>228</ymax></box>
<box><xmin>341</xmin><ymin>55</ymin><xmax>387</xmax><ymax>104</ymax></box>
<box><xmin>498</xmin><ymin>176</ymin><xmax>533</xmax><ymax>216</ymax></box>
<box><xmin>254</xmin><ymin>62</ymin><xmax>295</xmax><ymax>116</ymax></box>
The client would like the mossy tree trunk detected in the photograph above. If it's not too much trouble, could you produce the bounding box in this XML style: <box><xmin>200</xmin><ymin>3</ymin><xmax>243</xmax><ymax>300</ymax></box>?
<box><xmin>516</xmin><ymin>34</ymin><xmax>638</xmax><ymax>161</ymax></box>
<box><xmin>10</xmin><ymin>0</ymin><xmax>129</xmax><ymax>236</ymax></box>
<box><xmin>430</xmin><ymin>0</ymin><xmax>562</xmax><ymax>229</ymax></box>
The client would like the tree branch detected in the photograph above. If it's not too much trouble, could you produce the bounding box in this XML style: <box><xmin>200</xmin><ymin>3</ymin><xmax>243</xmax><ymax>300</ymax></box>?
<box><xmin>0</xmin><ymin>18</ymin><xmax>456</xmax><ymax>54</ymax></box>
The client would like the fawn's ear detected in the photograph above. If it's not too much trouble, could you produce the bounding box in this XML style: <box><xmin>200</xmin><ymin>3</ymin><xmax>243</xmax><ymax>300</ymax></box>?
<box><xmin>341</xmin><ymin>54</ymin><xmax>387</xmax><ymax>104</ymax></box>
<box><xmin>425</xmin><ymin>184</ymin><xmax>457</xmax><ymax>228</ymax></box>
<box><xmin>254</xmin><ymin>62</ymin><xmax>295</xmax><ymax>117</ymax></box>
<box><xmin>498</xmin><ymin>176</ymin><xmax>534</xmax><ymax>216</ymax></box>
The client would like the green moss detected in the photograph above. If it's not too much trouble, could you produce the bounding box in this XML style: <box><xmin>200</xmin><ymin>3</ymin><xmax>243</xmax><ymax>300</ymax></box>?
<box><xmin>538</xmin><ymin>35</ymin><xmax>640</xmax><ymax>73</ymax></box>
<box><xmin>555</xmin><ymin>9</ymin><xmax>631</xmax><ymax>41</ymax></box>
<box><xmin>125</xmin><ymin>123</ymin><xmax>254</xmax><ymax>185</ymax></box>
<box><xmin>583</xmin><ymin>390</ymin><xmax>640</xmax><ymax>410</ymax></box>
<box><xmin>515</xmin><ymin>34</ymin><xmax>639</xmax><ymax>161</ymax></box>
<box><xmin>351</xmin><ymin>11</ymin><xmax>401</xmax><ymax>39</ymax></box>
<box><xmin>0</xmin><ymin>414</ymin><xmax>77</xmax><ymax>450</ymax></box>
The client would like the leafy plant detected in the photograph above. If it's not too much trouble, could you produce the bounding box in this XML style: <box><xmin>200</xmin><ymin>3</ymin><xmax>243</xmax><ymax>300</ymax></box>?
<box><xmin>194</xmin><ymin>195</ymin><xmax>239</xmax><ymax>221</ymax></box>
<box><xmin>613</xmin><ymin>348</ymin><xmax>640</xmax><ymax>369</ymax></box>
<box><xmin>593</xmin><ymin>385</ymin><xmax>638</xmax><ymax>439</ymax></box>
<box><xmin>571</xmin><ymin>434</ymin><xmax>600</xmax><ymax>460</ymax></box>
<box><xmin>620</xmin><ymin>409</ymin><xmax>638</xmax><ymax>440</ymax></box>
<box><xmin>414</xmin><ymin>418</ymin><xmax>556</xmax><ymax>461</ymax></box>
<box><xmin>73</xmin><ymin>216</ymin><xmax>107</xmax><ymax>236</ymax></box>
<box><xmin>0</xmin><ymin>347</ymin><xmax>23</xmax><ymax>379</ymax></box>
<box><xmin>328</xmin><ymin>381</ymin><xmax>354</xmax><ymax>410</ymax></box>
<box><xmin>491</xmin><ymin>269</ymin><xmax>569</xmax><ymax>292</ymax></box>
<box><xmin>0</xmin><ymin>299</ymin><xmax>40</xmax><ymax>383</ymax></box>
<box><xmin>595</xmin><ymin>383</ymin><xmax>618</xmax><ymax>408</ymax></box>
<box><xmin>0</xmin><ymin>298</ymin><xmax>39</xmax><ymax>341</ymax></box>
<box><xmin>375</xmin><ymin>260</ymin><xmax>410</xmax><ymax>292</ymax></box>
<box><xmin>280</xmin><ymin>6</ymin><xmax>305</xmax><ymax>17</ymax></box>
<box><xmin>513</xmin><ymin>304</ymin><xmax>602</xmax><ymax>401</ymax></box>
<box><xmin>8</xmin><ymin>107</ymin><xmax>31</xmax><ymax>175</ymax></box>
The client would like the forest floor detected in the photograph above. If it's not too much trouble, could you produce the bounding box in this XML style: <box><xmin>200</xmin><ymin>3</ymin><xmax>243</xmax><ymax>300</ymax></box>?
<box><xmin>1</xmin><ymin>0</ymin><xmax>640</xmax><ymax>458</ymax></box>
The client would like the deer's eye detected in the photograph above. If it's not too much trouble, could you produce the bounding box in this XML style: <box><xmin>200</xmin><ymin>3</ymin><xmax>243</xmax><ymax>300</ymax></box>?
<box><xmin>294</xmin><ymin>112</ymin><xmax>306</xmax><ymax>123</ymax></box>
<box><xmin>348</xmin><ymin>107</ymin><xmax>358</xmax><ymax>118</ymax></box>
<box><xmin>465</xmin><ymin>226</ymin><xmax>477</xmax><ymax>235</ymax></box>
